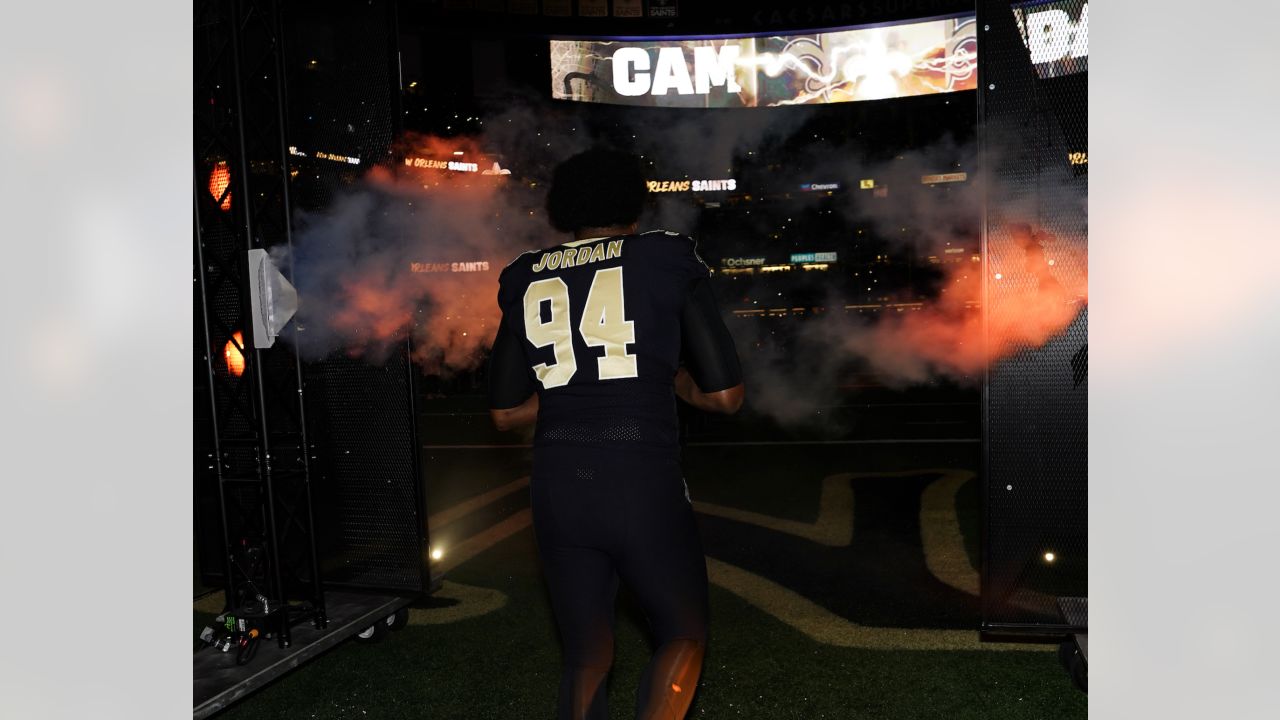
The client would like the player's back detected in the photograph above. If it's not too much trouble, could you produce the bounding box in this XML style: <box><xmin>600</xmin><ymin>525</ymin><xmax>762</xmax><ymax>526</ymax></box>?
<box><xmin>496</xmin><ymin>230</ymin><xmax>710</xmax><ymax>456</ymax></box>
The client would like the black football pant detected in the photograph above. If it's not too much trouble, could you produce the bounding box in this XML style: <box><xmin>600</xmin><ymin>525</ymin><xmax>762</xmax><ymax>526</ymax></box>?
<box><xmin>531</xmin><ymin>447</ymin><xmax>709</xmax><ymax>720</ymax></box>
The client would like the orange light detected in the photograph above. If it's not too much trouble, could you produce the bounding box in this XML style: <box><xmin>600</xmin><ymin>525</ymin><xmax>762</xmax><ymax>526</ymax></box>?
<box><xmin>671</xmin><ymin>684</ymin><xmax>682</xmax><ymax>693</ymax></box>
<box><xmin>224</xmin><ymin>331</ymin><xmax>245</xmax><ymax>377</ymax></box>
<box><xmin>209</xmin><ymin>161</ymin><xmax>232</xmax><ymax>211</ymax></box>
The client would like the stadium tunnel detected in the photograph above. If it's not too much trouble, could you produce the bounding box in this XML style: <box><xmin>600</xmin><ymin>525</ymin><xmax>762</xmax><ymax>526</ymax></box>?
<box><xmin>194</xmin><ymin>0</ymin><xmax>1087</xmax><ymax>715</ymax></box>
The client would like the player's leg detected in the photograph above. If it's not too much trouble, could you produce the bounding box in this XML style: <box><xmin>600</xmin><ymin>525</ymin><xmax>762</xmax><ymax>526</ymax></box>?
<box><xmin>614</xmin><ymin>468</ymin><xmax>709</xmax><ymax>720</ymax></box>
<box><xmin>539</xmin><ymin>542</ymin><xmax>619</xmax><ymax>720</ymax></box>
<box><xmin>531</xmin><ymin>462</ymin><xmax>622</xmax><ymax>720</ymax></box>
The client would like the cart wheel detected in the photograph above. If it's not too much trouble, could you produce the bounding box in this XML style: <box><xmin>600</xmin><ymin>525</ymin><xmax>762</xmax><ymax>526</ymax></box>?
<box><xmin>386</xmin><ymin>607</ymin><xmax>410</xmax><ymax>631</ymax></box>
<box><xmin>1068</xmin><ymin>651</ymin><xmax>1087</xmax><ymax>693</ymax></box>
<box><xmin>354</xmin><ymin>621</ymin><xmax>387</xmax><ymax>643</ymax></box>
<box><xmin>1058</xmin><ymin>640</ymin><xmax>1087</xmax><ymax>693</ymax></box>
<box><xmin>1057</xmin><ymin>640</ymin><xmax>1074</xmax><ymax>670</ymax></box>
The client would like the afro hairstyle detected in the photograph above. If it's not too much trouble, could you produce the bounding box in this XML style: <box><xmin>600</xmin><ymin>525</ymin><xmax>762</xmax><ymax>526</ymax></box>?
<box><xmin>545</xmin><ymin>147</ymin><xmax>647</xmax><ymax>233</ymax></box>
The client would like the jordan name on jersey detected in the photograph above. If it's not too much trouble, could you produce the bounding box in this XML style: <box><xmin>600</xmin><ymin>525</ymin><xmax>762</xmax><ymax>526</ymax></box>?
<box><xmin>531</xmin><ymin>239</ymin><xmax>625</xmax><ymax>273</ymax></box>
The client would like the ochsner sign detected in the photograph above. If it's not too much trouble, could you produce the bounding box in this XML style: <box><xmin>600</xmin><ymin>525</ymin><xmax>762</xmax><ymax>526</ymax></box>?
<box><xmin>550</xmin><ymin>14</ymin><xmax>977</xmax><ymax>108</ymax></box>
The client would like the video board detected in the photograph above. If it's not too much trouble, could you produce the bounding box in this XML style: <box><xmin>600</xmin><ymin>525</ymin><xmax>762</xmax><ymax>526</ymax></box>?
<box><xmin>551</xmin><ymin>14</ymin><xmax>977</xmax><ymax>108</ymax></box>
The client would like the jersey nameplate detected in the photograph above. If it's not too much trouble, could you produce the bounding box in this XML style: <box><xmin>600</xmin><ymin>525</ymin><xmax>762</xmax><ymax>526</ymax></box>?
<box><xmin>531</xmin><ymin>239</ymin><xmax>624</xmax><ymax>273</ymax></box>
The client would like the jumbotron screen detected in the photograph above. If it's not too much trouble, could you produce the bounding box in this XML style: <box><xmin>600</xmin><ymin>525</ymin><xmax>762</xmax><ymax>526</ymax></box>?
<box><xmin>550</xmin><ymin>14</ymin><xmax>978</xmax><ymax>108</ymax></box>
<box><xmin>1013</xmin><ymin>0</ymin><xmax>1089</xmax><ymax>79</ymax></box>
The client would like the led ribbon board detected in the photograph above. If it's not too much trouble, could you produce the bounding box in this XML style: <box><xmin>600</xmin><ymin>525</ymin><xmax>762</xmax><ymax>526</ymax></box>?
<box><xmin>550</xmin><ymin>14</ymin><xmax>977</xmax><ymax>108</ymax></box>
<box><xmin>790</xmin><ymin>252</ymin><xmax>838</xmax><ymax>263</ymax></box>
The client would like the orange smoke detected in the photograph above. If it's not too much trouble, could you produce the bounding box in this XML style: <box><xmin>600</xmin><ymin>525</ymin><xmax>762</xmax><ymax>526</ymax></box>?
<box><xmin>314</xmin><ymin>132</ymin><xmax>514</xmax><ymax>372</ymax></box>
<box><xmin>329</xmin><ymin>278</ymin><xmax>416</xmax><ymax>349</ymax></box>
<box><xmin>407</xmin><ymin>271</ymin><xmax>501</xmax><ymax>373</ymax></box>
<box><xmin>845</xmin><ymin>226</ymin><xmax>1086</xmax><ymax>381</ymax></box>
<box><xmin>396</xmin><ymin>132</ymin><xmax>488</xmax><ymax>159</ymax></box>
<box><xmin>325</xmin><ymin>267</ymin><xmax>501</xmax><ymax>373</ymax></box>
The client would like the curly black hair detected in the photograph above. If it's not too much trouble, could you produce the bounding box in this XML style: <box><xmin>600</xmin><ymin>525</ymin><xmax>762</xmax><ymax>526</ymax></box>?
<box><xmin>545</xmin><ymin>147</ymin><xmax>647</xmax><ymax>233</ymax></box>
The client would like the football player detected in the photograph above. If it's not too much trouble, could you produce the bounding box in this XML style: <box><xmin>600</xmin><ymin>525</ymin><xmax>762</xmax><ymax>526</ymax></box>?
<box><xmin>488</xmin><ymin>147</ymin><xmax>744</xmax><ymax>720</ymax></box>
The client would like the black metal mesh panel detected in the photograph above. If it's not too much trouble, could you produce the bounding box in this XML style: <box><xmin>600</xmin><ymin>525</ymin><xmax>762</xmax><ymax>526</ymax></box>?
<box><xmin>282</xmin><ymin>0</ymin><xmax>428</xmax><ymax>593</ymax></box>
<box><xmin>978</xmin><ymin>0</ymin><xmax>1088</xmax><ymax>631</ymax></box>
<box><xmin>284</xmin><ymin>0</ymin><xmax>398</xmax><ymax>207</ymax></box>
<box><xmin>308</xmin><ymin>351</ymin><xmax>425</xmax><ymax>591</ymax></box>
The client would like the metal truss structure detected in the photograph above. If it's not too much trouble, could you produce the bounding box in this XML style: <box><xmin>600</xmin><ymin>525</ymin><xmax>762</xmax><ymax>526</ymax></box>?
<box><xmin>194</xmin><ymin>0</ymin><xmax>325</xmax><ymax>647</ymax></box>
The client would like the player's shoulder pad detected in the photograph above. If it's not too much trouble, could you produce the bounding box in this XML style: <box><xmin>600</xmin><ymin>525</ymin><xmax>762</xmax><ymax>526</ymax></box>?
<box><xmin>501</xmin><ymin>247</ymin><xmax>545</xmax><ymax>279</ymax></box>
<box><xmin>640</xmin><ymin>229</ymin><xmax>688</xmax><ymax>239</ymax></box>
<box><xmin>639</xmin><ymin>229</ymin><xmax>699</xmax><ymax>251</ymax></box>
<box><xmin>497</xmin><ymin>249</ymin><xmax>539</xmax><ymax>294</ymax></box>
<box><xmin>641</xmin><ymin>229</ymin><xmax>709</xmax><ymax>272</ymax></box>
<box><xmin>503</xmin><ymin>248</ymin><xmax>539</xmax><ymax>271</ymax></box>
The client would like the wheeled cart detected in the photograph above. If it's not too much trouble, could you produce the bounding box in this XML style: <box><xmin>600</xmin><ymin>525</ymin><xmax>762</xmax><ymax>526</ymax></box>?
<box><xmin>193</xmin><ymin>591</ymin><xmax>416</xmax><ymax>719</ymax></box>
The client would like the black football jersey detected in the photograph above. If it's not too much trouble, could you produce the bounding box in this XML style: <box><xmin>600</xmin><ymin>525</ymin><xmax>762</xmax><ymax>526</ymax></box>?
<box><xmin>490</xmin><ymin>230</ymin><xmax>738</xmax><ymax>454</ymax></box>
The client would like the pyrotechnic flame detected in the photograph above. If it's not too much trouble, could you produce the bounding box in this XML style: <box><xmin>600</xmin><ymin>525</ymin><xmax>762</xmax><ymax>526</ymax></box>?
<box><xmin>209</xmin><ymin>162</ymin><xmax>231</xmax><ymax>211</ymax></box>
<box><xmin>224</xmin><ymin>331</ymin><xmax>245</xmax><ymax>377</ymax></box>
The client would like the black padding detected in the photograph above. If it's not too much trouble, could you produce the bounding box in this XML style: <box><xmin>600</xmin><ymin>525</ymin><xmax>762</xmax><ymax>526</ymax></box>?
<box><xmin>488</xmin><ymin>322</ymin><xmax>536</xmax><ymax>409</ymax></box>
<box><xmin>680</xmin><ymin>277</ymin><xmax>742</xmax><ymax>393</ymax></box>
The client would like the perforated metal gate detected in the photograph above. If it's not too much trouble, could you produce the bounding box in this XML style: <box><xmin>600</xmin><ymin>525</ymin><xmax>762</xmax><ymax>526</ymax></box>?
<box><xmin>978</xmin><ymin>0</ymin><xmax>1088</xmax><ymax>633</ymax></box>
<box><xmin>196</xmin><ymin>0</ymin><xmax>431</xmax><ymax>597</ymax></box>
<box><xmin>284</xmin><ymin>0</ymin><xmax>432</xmax><ymax>594</ymax></box>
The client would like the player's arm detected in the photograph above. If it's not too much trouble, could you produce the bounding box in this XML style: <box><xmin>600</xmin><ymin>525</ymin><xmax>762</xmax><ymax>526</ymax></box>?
<box><xmin>675</xmin><ymin>367</ymin><xmax>742</xmax><ymax>415</ymax></box>
<box><xmin>677</xmin><ymin>276</ymin><xmax>744</xmax><ymax>415</ymax></box>
<box><xmin>488</xmin><ymin>321</ymin><xmax>539</xmax><ymax>431</ymax></box>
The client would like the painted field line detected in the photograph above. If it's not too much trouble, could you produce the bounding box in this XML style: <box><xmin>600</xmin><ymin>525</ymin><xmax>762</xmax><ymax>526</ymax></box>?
<box><xmin>422</xmin><ymin>439</ymin><xmax>978</xmax><ymax>449</ymax></box>
<box><xmin>422</xmin><ymin>444</ymin><xmax>533</xmax><ymax>449</ymax></box>
<box><xmin>920</xmin><ymin>470</ymin><xmax>981</xmax><ymax>596</ymax></box>
<box><xmin>696</xmin><ymin>468</ymin><xmax>976</xmax><ymax>551</ymax></box>
<box><xmin>686</xmin><ymin>439</ymin><xmax>979</xmax><ymax>446</ymax></box>
<box><xmin>436</xmin><ymin>509</ymin><xmax>532</xmax><ymax>575</ymax></box>
<box><xmin>705</xmin><ymin>556</ymin><xmax>1043</xmax><ymax>652</ymax></box>
<box><xmin>407</xmin><ymin>581</ymin><xmax>509</xmax><ymax>626</ymax></box>
<box><xmin>694</xmin><ymin>472</ymin><xmax>855</xmax><ymax>546</ymax></box>
<box><xmin>429</xmin><ymin>477</ymin><xmax>530</xmax><ymax>531</ymax></box>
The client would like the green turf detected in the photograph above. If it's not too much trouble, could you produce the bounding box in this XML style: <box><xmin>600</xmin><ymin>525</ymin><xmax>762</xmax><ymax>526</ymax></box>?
<box><xmin>420</xmin><ymin>446</ymin><xmax>535</xmax><ymax>515</ymax></box>
<box><xmin>208</xmin><ymin>524</ymin><xmax>1083</xmax><ymax>719</ymax></box>
<box><xmin>201</xmin><ymin>439</ymin><xmax>1084</xmax><ymax>718</ymax></box>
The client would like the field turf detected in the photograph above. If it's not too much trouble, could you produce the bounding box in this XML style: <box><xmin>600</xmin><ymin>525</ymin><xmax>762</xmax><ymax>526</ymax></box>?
<box><xmin>197</xmin><ymin>427</ymin><xmax>1085</xmax><ymax>719</ymax></box>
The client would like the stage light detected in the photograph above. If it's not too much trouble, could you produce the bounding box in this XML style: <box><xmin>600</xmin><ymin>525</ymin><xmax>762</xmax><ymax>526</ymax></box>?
<box><xmin>1044</xmin><ymin>552</ymin><xmax>1056</xmax><ymax>563</ymax></box>
<box><xmin>208</xmin><ymin>161</ymin><xmax>231</xmax><ymax>211</ymax></box>
<box><xmin>224</xmin><ymin>331</ymin><xmax>245</xmax><ymax>377</ymax></box>
<box><xmin>430</xmin><ymin>547</ymin><xmax>444</xmax><ymax>561</ymax></box>
<box><xmin>246</xmin><ymin>249</ymin><xmax>298</xmax><ymax>349</ymax></box>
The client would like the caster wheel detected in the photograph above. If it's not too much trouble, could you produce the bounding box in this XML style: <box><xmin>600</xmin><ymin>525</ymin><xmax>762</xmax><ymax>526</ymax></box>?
<box><xmin>1069</xmin><ymin>652</ymin><xmax>1087</xmax><ymax>693</ymax></box>
<box><xmin>1057</xmin><ymin>640</ymin><xmax>1075</xmax><ymax>670</ymax></box>
<box><xmin>354</xmin><ymin>621</ymin><xmax>388</xmax><ymax>643</ymax></box>
<box><xmin>385</xmin><ymin>607</ymin><xmax>409</xmax><ymax>631</ymax></box>
<box><xmin>1058</xmin><ymin>640</ymin><xmax>1087</xmax><ymax>693</ymax></box>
